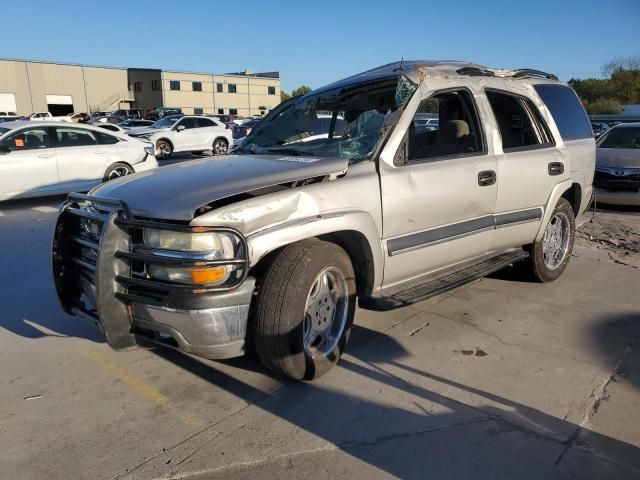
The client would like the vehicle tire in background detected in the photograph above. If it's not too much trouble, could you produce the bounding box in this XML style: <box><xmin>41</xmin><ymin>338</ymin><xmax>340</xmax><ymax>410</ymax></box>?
<box><xmin>253</xmin><ymin>239</ymin><xmax>356</xmax><ymax>380</ymax></box>
<box><xmin>212</xmin><ymin>138</ymin><xmax>229</xmax><ymax>155</ymax></box>
<box><xmin>156</xmin><ymin>140</ymin><xmax>173</xmax><ymax>159</ymax></box>
<box><xmin>525</xmin><ymin>198</ymin><xmax>575</xmax><ymax>282</ymax></box>
<box><xmin>103</xmin><ymin>162</ymin><xmax>134</xmax><ymax>182</ymax></box>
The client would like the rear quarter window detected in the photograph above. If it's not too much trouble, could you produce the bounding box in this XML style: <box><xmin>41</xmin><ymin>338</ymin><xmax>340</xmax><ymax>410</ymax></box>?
<box><xmin>533</xmin><ymin>84</ymin><xmax>592</xmax><ymax>141</ymax></box>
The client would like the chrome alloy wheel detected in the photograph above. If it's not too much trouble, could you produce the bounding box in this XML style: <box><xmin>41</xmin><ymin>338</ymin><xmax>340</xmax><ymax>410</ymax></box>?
<box><xmin>156</xmin><ymin>142</ymin><xmax>172</xmax><ymax>159</ymax></box>
<box><xmin>213</xmin><ymin>139</ymin><xmax>228</xmax><ymax>155</ymax></box>
<box><xmin>108</xmin><ymin>165</ymin><xmax>133</xmax><ymax>180</ymax></box>
<box><xmin>303</xmin><ymin>266</ymin><xmax>349</xmax><ymax>358</ymax></box>
<box><xmin>542</xmin><ymin>212</ymin><xmax>571</xmax><ymax>270</ymax></box>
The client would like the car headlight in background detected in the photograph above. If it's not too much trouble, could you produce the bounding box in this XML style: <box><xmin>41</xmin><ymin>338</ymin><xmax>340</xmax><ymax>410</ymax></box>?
<box><xmin>143</xmin><ymin>229</ymin><xmax>243</xmax><ymax>286</ymax></box>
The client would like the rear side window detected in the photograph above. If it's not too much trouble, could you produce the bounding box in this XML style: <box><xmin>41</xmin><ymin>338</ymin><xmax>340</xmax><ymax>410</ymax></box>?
<box><xmin>533</xmin><ymin>84</ymin><xmax>592</xmax><ymax>140</ymax></box>
<box><xmin>96</xmin><ymin>131</ymin><xmax>119</xmax><ymax>145</ymax></box>
<box><xmin>55</xmin><ymin>127</ymin><xmax>98</xmax><ymax>147</ymax></box>
<box><xmin>486</xmin><ymin>90</ymin><xmax>553</xmax><ymax>151</ymax></box>
<box><xmin>196</xmin><ymin>118</ymin><xmax>215</xmax><ymax>128</ymax></box>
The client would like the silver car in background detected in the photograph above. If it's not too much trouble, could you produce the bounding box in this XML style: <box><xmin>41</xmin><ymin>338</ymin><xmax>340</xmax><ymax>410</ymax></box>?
<box><xmin>594</xmin><ymin>123</ymin><xmax>640</xmax><ymax>206</ymax></box>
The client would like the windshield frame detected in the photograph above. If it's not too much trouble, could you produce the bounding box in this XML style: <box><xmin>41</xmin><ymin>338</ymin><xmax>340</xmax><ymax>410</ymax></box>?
<box><xmin>240</xmin><ymin>75</ymin><xmax>417</xmax><ymax>164</ymax></box>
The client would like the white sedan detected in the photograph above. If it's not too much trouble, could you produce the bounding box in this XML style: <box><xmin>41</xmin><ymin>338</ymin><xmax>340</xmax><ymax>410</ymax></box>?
<box><xmin>0</xmin><ymin>121</ymin><xmax>158</xmax><ymax>201</ymax></box>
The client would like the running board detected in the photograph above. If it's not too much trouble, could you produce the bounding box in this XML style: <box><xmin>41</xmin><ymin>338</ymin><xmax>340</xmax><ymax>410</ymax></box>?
<box><xmin>359</xmin><ymin>250</ymin><xmax>529</xmax><ymax>311</ymax></box>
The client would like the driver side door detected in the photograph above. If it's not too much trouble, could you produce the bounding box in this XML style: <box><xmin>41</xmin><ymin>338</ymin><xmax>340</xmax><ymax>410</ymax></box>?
<box><xmin>379</xmin><ymin>83</ymin><xmax>498</xmax><ymax>289</ymax></box>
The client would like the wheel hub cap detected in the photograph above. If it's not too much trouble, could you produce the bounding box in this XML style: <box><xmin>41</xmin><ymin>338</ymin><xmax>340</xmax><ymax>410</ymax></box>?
<box><xmin>542</xmin><ymin>212</ymin><xmax>570</xmax><ymax>270</ymax></box>
<box><xmin>303</xmin><ymin>267</ymin><xmax>348</xmax><ymax>358</ymax></box>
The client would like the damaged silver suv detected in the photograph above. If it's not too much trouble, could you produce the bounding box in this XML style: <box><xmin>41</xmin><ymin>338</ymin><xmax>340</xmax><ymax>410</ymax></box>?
<box><xmin>53</xmin><ymin>61</ymin><xmax>595</xmax><ymax>380</ymax></box>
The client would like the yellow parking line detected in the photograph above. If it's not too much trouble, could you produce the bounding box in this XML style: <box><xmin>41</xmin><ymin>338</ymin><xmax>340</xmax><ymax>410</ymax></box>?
<box><xmin>84</xmin><ymin>349</ymin><xmax>207</xmax><ymax>429</ymax></box>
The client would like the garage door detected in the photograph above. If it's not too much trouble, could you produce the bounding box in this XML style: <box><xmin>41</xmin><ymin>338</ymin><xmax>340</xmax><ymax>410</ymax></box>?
<box><xmin>0</xmin><ymin>93</ymin><xmax>17</xmax><ymax>115</ymax></box>
<box><xmin>46</xmin><ymin>94</ymin><xmax>73</xmax><ymax>116</ymax></box>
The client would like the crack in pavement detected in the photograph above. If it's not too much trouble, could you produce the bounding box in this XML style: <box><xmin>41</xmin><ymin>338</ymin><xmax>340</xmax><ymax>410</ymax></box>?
<box><xmin>554</xmin><ymin>333</ymin><xmax>638</xmax><ymax>467</ymax></box>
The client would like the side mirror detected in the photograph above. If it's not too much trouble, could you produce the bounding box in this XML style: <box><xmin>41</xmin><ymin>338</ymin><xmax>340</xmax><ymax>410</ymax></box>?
<box><xmin>0</xmin><ymin>145</ymin><xmax>11</xmax><ymax>155</ymax></box>
<box><xmin>176</xmin><ymin>125</ymin><xmax>185</xmax><ymax>132</ymax></box>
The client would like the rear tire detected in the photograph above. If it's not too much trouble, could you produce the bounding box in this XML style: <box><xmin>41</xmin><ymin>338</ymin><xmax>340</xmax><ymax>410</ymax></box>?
<box><xmin>212</xmin><ymin>138</ymin><xmax>229</xmax><ymax>155</ymax></box>
<box><xmin>253</xmin><ymin>239</ymin><xmax>356</xmax><ymax>380</ymax></box>
<box><xmin>156</xmin><ymin>140</ymin><xmax>172</xmax><ymax>159</ymax></box>
<box><xmin>525</xmin><ymin>198</ymin><xmax>575</xmax><ymax>282</ymax></box>
<box><xmin>103</xmin><ymin>162</ymin><xmax>134</xmax><ymax>182</ymax></box>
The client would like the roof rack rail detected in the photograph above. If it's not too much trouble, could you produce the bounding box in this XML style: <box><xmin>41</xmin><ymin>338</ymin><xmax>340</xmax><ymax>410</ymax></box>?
<box><xmin>512</xmin><ymin>69</ymin><xmax>559</xmax><ymax>81</ymax></box>
<box><xmin>456</xmin><ymin>67</ymin><xmax>495</xmax><ymax>77</ymax></box>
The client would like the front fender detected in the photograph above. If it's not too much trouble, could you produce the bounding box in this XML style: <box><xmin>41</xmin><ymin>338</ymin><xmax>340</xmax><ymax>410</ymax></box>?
<box><xmin>247</xmin><ymin>210</ymin><xmax>384</xmax><ymax>292</ymax></box>
<box><xmin>534</xmin><ymin>179</ymin><xmax>573</xmax><ymax>241</ymax></box>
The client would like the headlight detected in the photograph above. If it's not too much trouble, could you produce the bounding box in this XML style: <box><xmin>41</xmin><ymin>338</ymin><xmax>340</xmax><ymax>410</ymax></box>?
<box><xmin>143</xmin><ymin>229</ymin><xmax>244</xmax><ymax>286</ymax></box>
<box><xmin>143</xmin><ymin>229</ymin><xmax>237</xmax><ymax>256</ymax></box>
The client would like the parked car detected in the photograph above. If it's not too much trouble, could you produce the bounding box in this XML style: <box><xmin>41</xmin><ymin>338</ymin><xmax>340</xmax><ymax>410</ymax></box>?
<box><xmin>51</xmin><ymin>60</ymin><xmax>594</xmax><ymax>380</ymax></box>
<box><xmin>232</xmin><ymin>118</ymin><xmax>261</xmax><ymax>139</ymax></box>
<box><xmin>212</xmin><ymin>114</ymin><xmax>242</xmax><ymax>128</ymax></box>
<box><xmin>96</xmin><ymin>123</ymin><xmax>127</xmax><ymax>134</ymax></box>
<box><xmin>0</xmin><ymin>115</ymin><xmax>25</xmax><ymax>123</ymax></box>
<box><xmin>145</xmin><ymin>107</ymin><xmax>182</xmax><ymax>121</ymax></box>
<box><xmin>0</xmin><ymin>121</ymin><xmax>157</xmax><ymax>200</ymax></box>
<box><xmin>88</xmin><ymin>116</ymin><xmax>122</xmax><ymax>125</ymax></box>
<box><xmin>591</xmin><ymin>122</ymin><xmax>609</xmax><ymax>137</ymax></box>
<box><xmin>129</xmin><ymin>115</ymin><xmax>232</xmax><ymax>158</ymax></box>
<box><xmin>593</xmin><ymin>123</ymin><xmax>640</xmax><ymax>206</ymax></box>
<box><xmin>29</xmin><ymin>112</ymin><xmax>68</xmax><ymax>121</ymax></box>
<box><xmin>118</xmin><ymin>119</ymin><xmax>155</xmax><ymax>130</ymax></box>
<box><xmin>414</xmin><ymin>114</ymin><xmax>439</xmax><ymax>133</ymax></box>
<box><xmin>62</xmin><ymin>112</ymin><xmax>91</xmax><ymax>123</ymax></box>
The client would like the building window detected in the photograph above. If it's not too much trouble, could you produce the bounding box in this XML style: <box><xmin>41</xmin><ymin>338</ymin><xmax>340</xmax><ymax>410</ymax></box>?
<box><xmin>194</xmin><ymin>107</ymin><xmax>203</xmax><ymax>115</ymax></box>
<box><xmin>134</xmin><ymin>82</ymin><xmax>142</xmax><ymax>92</ymax></box>
<box><xmin>151</xmin><ymin>80</ymin><xmax>161</xmax><ymax>91</ymax></box>
<box><xmin>229</xmin><ymin>108</ymin><xmax>238</xmax><ymax>115</ymax></box>
<box><xmin>192</xmin><ymin>82</ymin><xmax>202</xmax><ymax>92</ymax></box>
<box><xmin>268</xmin><ymin>86</ymin><xmax>276</xmax><ymax>95</ymax></box>
<box><xmin>170</xmin><ymin>81</ymin><xmax>180</xmax><ymax>91</ymax></box>
<box><xmin>228</xmin><ymin>84</ymin><xmax>237</xmax><ymax>94</ymax></box>
<box><xmin>216</xmin><ymin>83</ymin><xmax>223</xmax><ymax>93</ymax></box>
<box><xmin>217</xmin><ymin>108</ymin><xmax>224</xmax><ymax>114</ymax></box>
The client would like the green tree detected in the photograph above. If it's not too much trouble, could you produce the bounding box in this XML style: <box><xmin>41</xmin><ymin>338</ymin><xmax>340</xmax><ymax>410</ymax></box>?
<box><xmin>280</xmin><ymin>91</ymin><xmax>291</xmax><ymax>102</ymax></box>
<box><xmin>291</xmin><ymin>85</ymin><xmax>312</xmax><ymax>97</ymax></box>
<box><xmin>583</xmin><ymin>98</ymin><xmax>622</xmax><ymax>115</ymax></box>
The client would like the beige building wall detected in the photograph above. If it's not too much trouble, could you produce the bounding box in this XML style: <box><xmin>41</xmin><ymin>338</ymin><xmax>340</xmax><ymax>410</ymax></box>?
<box><xmin>0</xmin><ymin>59</ymin><xmax>281</xmax><ymax>117</ymax></box>
<box><xmin>0</xmin><ymin>59</ymin><xmax>131</xmax><ymax>114</ymax></box>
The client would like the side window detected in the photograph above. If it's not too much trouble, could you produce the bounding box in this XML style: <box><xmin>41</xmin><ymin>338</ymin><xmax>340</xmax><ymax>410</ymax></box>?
<box><xmin>55</xmin><ymin>127</ymin><xmax>98</xmax><ymax>147</ymax></box>
<box><xmin>0</xmin><ymin>127</ymin><xmax>50</xmax><ymax>151</ymax></box>
<box><xmin>533</xmin><ymin>84</ymin><xmax>592</xmax><ymax>140</ymax></box>
<box><xmin>486</xmin><ymin>91</ymin><xmax>552</xmax><ymax>151</ymax></box>
<box><xmin>96</xmin><ymin>131</ymin><xmax>119</xmax><ymax>145</ymax></box>
<box><xmin>407</xmin><ymin>89</ymin><xmax>484</xmax><ymax>162</ymax></box>
<box><xmin>177</xmin><ymin>118</ymin><xmax>198</xmax><ymax>130</ymax></box>
<box><xmin>196</xmin><ymin>118</ymin><xmax>214</xmax><ymax>128</ymax></box>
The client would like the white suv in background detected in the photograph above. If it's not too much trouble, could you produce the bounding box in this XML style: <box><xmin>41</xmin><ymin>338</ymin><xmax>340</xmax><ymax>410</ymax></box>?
<box><xmin>131</xmin><ymin>115</ymin><xmax>233</xmax><ymax>159</ymax></box>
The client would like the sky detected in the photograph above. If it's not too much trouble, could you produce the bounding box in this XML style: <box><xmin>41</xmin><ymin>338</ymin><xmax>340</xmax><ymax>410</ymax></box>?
<box><xmin>2</xmin><ymin>0</ymin><xmax>639</xmax><ymax>92</ymax></box>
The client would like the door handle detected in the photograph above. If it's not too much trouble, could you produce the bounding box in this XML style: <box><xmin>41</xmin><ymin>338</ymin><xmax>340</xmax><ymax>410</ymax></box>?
<box><xmin>94</xmin><ymin>150</ymin><xmax>107</xmax><ymax>155</ymax></box>
<box><xmin>548</xmin><ymin>162</ymin><xmax>564</xmax><ymax>176</ymax></box>
<box><xmin>37</xmin><ymin>153</ymin><xmax>53</xmax><ymax>158</ymax></box>
<box><xmin>478</xmin><ymin>170</ymin><xmax>497</xmax><ymax>186</ymax></box>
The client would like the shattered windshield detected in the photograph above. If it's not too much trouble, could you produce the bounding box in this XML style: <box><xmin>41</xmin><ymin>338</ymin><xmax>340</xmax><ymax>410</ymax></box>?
<box><xmin>240</xmin><ymin>76</ymin><xmax>416</xmax><ymax>162</ymax></box>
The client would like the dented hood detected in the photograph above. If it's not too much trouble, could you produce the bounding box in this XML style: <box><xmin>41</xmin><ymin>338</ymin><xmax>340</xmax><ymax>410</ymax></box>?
<box><xmin>90</xmin><ymin>154</ymin><xmax>348</xmax><ymax>221</ymax></box>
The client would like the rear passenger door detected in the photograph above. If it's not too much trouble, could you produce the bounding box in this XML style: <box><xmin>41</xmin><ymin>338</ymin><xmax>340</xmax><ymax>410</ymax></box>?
<box><xmin>54</xmin><ymin>126</ymin><xmax>109</xmax><ymax>191</ymax></box>
<box><xmin>380</xmin><ymin>86</ymin><xmax>498</xmax><ymax>287</ymax></box>
<box><xmin>194</xmin><ymin>117</ymin><xmax>219</xmax><ymax>149</ymax></box>
<box><xmin>484</xmin><ymin>89</ymin><xmax>569</xmax><ymax>251</ymax></box>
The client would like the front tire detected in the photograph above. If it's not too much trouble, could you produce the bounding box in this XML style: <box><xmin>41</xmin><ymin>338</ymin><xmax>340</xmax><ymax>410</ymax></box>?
<box><xmin>253</xmin><ymin>239</ymin><xmax>356</xmax><ymax>380</ymax></box>
<box><xmin>526</xmin><ymin>198</ymin><xmax>575</xmax><ymax>282</ymax></box>
<box><xmin>156</xmin><ymin>140</ymin><xmax>172</xmax><ymax>160</ymax></box>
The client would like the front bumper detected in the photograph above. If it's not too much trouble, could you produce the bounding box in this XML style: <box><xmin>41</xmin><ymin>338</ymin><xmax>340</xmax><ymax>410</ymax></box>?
<box><xmin>595</xmin><ymin>188</ymin><xmax>640</xmax><ymax>206</ymax></box>
<box><xmin>52</xmin><ymin>194</ymin><xmax>251</xmax><ymax>359</ymax></box>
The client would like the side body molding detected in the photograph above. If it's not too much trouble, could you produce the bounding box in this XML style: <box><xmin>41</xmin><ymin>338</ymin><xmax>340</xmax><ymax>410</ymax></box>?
<box><xmin>247</xmin><ymin>210</ymin><xmax>385</xmax><ymax>294</ymax></box>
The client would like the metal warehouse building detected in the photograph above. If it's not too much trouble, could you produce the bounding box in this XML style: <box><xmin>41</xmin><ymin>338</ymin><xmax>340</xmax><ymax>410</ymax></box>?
<box><xmin>0</xmin><ymin>58</ymin><xmax>281</xmax><ymax>117</ymax></box>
